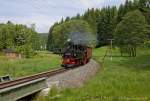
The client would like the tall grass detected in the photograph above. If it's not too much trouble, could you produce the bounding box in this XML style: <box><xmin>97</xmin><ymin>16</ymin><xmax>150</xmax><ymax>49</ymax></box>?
<box><xmin>36</xmin><ymin>47</ymin><xmax>150</xmax><ymax>101</ymax></box>
<box><xmin>0</xmin><ymin>51</ymin><xmax>61</xmax><ymax>78</ymax></box>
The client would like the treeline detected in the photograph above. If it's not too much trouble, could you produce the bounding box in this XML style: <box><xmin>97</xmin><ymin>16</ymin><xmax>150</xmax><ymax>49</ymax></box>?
<box><xmin>47</xmin><ymin>0</ymin><xmax>150</xmax><ymax>56</ymax></box>
<box><xmin>0</xmin><ymin>21</ymin><xmax>39</xmax><ymax>57</ymax></box>
<box><xmin>47</xmin><ymin>20</ymin><xmax>94</xmax><ymax>51</ymax></box>
<box><xmin>38</xmin><ymin>33</ymin><xmax>48</xmax><ymax>50</ymax></box>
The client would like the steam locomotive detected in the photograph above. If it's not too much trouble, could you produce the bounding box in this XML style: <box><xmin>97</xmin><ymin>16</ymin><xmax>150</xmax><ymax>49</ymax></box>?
<box><xmin>61</xmin><ymin>41</ymin><xmax>92</xmax><ymax>68</ymax></box>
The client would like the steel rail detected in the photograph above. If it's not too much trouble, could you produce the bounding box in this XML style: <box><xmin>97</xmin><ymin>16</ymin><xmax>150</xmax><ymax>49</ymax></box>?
<box><xmin>0</xmin><ymin>68</ymin><xmax>67</xmax><ymax>89</ymax></box>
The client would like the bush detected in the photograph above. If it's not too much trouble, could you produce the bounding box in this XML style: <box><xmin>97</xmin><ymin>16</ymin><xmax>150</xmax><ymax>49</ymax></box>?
<box><xmin>144</xmin><ymin>41</ymin><xmax>150</xmax><ymax>48</ymax></box>
<box><xmin>16</xmin><ymin>44</ymin><xmax>35</xmax><ymax>58</ymax></box>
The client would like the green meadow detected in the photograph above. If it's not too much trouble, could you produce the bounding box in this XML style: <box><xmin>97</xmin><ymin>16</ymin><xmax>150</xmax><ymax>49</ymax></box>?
<box><xmin>36</xmin><ymin>47</ymin><xmax>150</xmax><ymax>101</ymax></box>
<box><xmin>0</xmin><ymin>51</ymin><xmax>61</xmax><ymax>78</ymax></box>
<box><xmin>0</xmin><ymin>47</ymin><xmax>149</xmax><ymax>101</ymax></box>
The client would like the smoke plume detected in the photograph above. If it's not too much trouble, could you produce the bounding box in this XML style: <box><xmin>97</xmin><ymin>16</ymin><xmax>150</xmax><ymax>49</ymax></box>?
<box><xmin>68</xmin><ymin>32</ymin><xmax>96</xmax><ymax>47</ymax></box>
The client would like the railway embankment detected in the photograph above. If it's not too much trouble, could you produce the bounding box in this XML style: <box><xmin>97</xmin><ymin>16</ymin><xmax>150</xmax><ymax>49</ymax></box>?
<box><xmin>45</xmin><ymin>59</ymin><xmax>100</xmax><ymax>89</ymax></box>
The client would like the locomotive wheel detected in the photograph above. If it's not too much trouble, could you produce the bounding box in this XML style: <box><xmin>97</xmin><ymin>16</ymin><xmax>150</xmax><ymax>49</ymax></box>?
<box><xmin>79</xmin><ymin>59</ymin><xmax>84</xmax><ymax>66</ymax></box>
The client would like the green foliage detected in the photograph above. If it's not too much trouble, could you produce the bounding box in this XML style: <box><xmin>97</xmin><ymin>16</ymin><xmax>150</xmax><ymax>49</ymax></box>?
<box><xmin>144</xmin><ymin>40</ymin><xmax>150</xmax><ymax>48</ymax></box>
<box><xmin>16</xmin><ymin>44</ymin><xmax>34</xmax><ymax>58</ymax></box>
<box><xmin>97</xmin><ymin>6</ymin><xmax>117</xmax><ymax>46</ymax></box>
<box><xmin>115</xmin><ymin>10</ymin><xmax>150</xmax><ymax>56</ymax></box>
<box><xmin>117</xmin><ymin>0</ymin><xmax>138</xmax><ymax>23</ymax></box>
<box><xmin>35</xmin><ymin>33</ymin><xmax>48</xmax><ymax>51</ymax></box>
<box><xmin>115</xmin><ymin>10</ymin><xmax>150</xmax><ymax>46</ymax></box>
<box><xmin>138</xmin><ymin>0</ymin><xmax>150</xmax><ymax>11</ymax></box>
<box><xmin>34</xmin><ymin>86</ymin><xmax>60</xmax><ymax>101</ymax></box>
<box><xmin>35</xmin><ymin>47</ymin><xmax>150</xmax><ymax>101</ymax></box>
<box><xmin>48</xmin><ymin>86</ymin><xmax>59</xmax><ymax>97</ymax></box>
<box><xmin>83</xmin><ymin>8</ymin><xmax>101</xmax><ymax>34</ymax></box>
<box><xmin>0</xmin><ymin>22</ymin><xmax>15</xmax><ymax>49</ymax></box>
<box><xmin>47</xmin><ymin>22</ymin><xmax>59</xmax><ymax>51</ymax></box>
<box><xmin>113</xmin><ymin>0</ymin><xmax>150</xmax><ymax>56</ymax></box>
<box><xmin>47</xmin><ymin>20</ymin><xmax>94</xmax><ymax>50</ymax></box>
<box><xmin>47</xmin><ymin>0</ymin><xmax>150</xmax><ymax>49</ymax></box>
<box><xmin>0</xmin><ymin>51</ymin><xmax>61</xmax><ymax>78</ymax></box>
<box><xmin>138</xmin><ymin>0</ymin><xmax>150</xmax><ymax>24</ymax></box>
<box><xmin>0</xmin><ymin>22</ymin><xmax>39</xmax><ymax>57</ymax></box>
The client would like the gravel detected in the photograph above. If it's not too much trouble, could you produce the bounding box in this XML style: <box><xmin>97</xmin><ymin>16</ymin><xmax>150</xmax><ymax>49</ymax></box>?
<box><xmin>46</xmin><ymin>59</ymin><xmax>100</xmax><ymax>89</ymax></box>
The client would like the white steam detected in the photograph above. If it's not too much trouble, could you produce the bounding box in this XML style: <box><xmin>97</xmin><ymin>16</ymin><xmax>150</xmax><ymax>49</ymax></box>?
<box><xmin>68</xmin><ymin>32</ymin><xmax>96</xmax><ymax>47</ymax></box>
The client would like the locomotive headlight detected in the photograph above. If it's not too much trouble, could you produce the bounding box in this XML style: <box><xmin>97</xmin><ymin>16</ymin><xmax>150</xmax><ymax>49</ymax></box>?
<box><xmin>67</xmin><ymin>39</ymin><xmax>71</xmax><ymax>42</ymax></box>
<box><xmin>74</xmin><ymin>53</ymin><xmax>77</xmax><ymax>56</ymax></box>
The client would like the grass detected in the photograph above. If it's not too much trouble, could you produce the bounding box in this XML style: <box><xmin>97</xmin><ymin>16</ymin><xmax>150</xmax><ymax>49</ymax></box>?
<box><xmin>36</xmin><ymin>47</ymin><xmax>150</xmax><ymax>101</ymax></box>
<box><xmin>0</xmin><ymin>51</ymin><xmax>61</xmax><ymax>78</ymax></box>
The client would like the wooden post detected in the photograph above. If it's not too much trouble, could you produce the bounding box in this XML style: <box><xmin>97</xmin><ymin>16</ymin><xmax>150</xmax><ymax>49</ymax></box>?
<box><xmin>107</xmin><ymin>39</ymin><xmax>114</xmax><ymax>61</ymax></box>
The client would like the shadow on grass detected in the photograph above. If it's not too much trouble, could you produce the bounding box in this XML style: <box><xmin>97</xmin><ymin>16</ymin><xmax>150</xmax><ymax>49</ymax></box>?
<box><xmin>119</xmin><ymin>54</ymin><xmax>150</xmax><ymax>71</ymax></box>
<box><xmin>112</xmin><ymin>55</ymin><xmax>133</xmax><ymax>57</ymax></box>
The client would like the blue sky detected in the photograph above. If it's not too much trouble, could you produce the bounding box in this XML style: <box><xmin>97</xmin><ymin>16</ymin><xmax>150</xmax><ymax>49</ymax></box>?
<box><xmin>0</xmin><ymin>0</ymin><xmax>125</xmax><ymax>33</ymax></box>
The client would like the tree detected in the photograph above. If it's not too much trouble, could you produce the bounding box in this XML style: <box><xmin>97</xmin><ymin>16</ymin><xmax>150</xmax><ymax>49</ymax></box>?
<box><xmin>30</xmin><ymin>23</ymin><xmax>36</xmax><ymax>31</ymax></box>
<box><xmin>117</xmin><ymin>0</ymin><xmax>137</xmax><ymax>23</ymax></box>
<box><xmin>47</xmin><ymin>22</ymin><xmax>58</xmax><ymax>51</ymax></box>
<box><xmin>0</xmin><ymin>22</ymin><xmax>39</xmax><ymax>58</ymax></box>
<box><xmin>14</xmin><ymin>24</ymin><xmax>38</xmax><ymax>57</ymax></box>
<box><xmin>83</xmin><ymin>8</ymin><xmax>101</xmax><ymax>34</ymax></box>
<box><xmin>138</xmin><ymin>0</ymin><xmax>150</xmax><ymax>24</ymax></box>
<box><xmin>0</xmin><ymin>23</ymin><xmax>15</xmax><ymax>49</ymax></box>
<box><xmin>46</xmin><ymin>0</ymin><xmax>150</xmax><ymax>50</ymax></box>
<box><xmin>47</xmin><ymin>20</ymin><xmax>95</xmax><ymax>50</ymax></box>
<box><xmin>97</xmin><ymin>6</ymin><xmax>117</xmax><ymax>47</ymax></box>
<box><xmin>138</xmin><ymin>0</ymin><xmax>150</xmax><ymax>11</ymax></box>
<box><xmin>76</xmin><ymin>13</ymin><xmax>81</xmax><ymax>19</ymax></box>
<box><xmin>114</xmin><ymin>10</ymin><xmax>150</xmax><ymax>56</ymax></box>
<box><xmin>65</xmin><ymin>16</ymin><xmax>70</xmax><ymax>21</ymax></box>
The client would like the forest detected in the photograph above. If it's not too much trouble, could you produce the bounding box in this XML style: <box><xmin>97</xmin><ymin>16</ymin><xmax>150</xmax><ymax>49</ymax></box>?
<box><xmin>47</xmin><ymin>0</ymin><xmax>150</xmax><ymax>57</ymax></box>
<box><xmin>0</xmin><ymin>22</ymin><xmax>48</xmax><ymax>57</ymax></box>
<box><xmin>0</xmin><ymin>0</ymin><xmax>149</xmax><ymax>58</ymax></box>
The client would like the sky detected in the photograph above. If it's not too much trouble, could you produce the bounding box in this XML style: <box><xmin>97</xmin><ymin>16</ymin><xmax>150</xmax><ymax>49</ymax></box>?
<box><xmin>0</xmin><ymin>0</ymin><xmax>126</xmax><ymax>33</ymax></box>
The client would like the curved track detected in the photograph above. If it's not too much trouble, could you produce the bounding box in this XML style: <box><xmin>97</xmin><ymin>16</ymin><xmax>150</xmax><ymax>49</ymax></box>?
<box><xmin>0</xmin><ymin>68</ymin><xmax>67</xmax><ymax>89</ymax></box>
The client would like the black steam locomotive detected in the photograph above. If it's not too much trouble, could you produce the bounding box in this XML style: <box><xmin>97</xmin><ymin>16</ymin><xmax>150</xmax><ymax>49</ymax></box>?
<box><xmin>61</xmin><ymin>41</ymin><xmax>92</xmax><ymax>68</ymax></box>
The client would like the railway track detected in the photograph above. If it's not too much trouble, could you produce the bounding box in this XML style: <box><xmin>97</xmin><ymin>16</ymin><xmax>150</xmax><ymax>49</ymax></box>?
<box><xmin>0</xmin><ymin>68</ymin><xmax>67</xmax><ymax>89</ymax></box>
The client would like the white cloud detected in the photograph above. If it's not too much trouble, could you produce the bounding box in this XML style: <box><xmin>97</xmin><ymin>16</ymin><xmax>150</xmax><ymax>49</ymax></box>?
<box><xmin>0</xmin><ymin>0</ymin><xmax>126</xmax><ymax>33</ymax></box>
<box><xmin>0</xmin><ymin>15</ymin><xmax>62</xmax><ymax>33</ymax></box>
<box><xmin>80</xmin><ymin>0</ymin><xmax>105</xmax><ymax>8</ymax></box>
